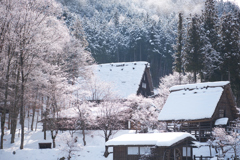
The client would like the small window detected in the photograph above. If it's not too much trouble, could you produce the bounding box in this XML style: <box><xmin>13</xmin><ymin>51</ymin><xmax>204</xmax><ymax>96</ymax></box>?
<box><xmin>182</xmin><ymin>147</ymin><xmax>191</xmax><ymax>157</ymax></box>
<box><xmin>142</xmin><ymin>82</ymin><xmax>146</xmax><ymax>89</ymax></box>
<box><xmin>219</xmin><ymin>109</ymin><xmax>225</xmax><ymax>118</ymax></box>
<box><xmin>140</xmin><ymin>147</ymin><xmax>151</xmax><ymax>155</ymax></box>
<box><xmin>128</xmin><ymin>120</ymin><xmax>131</xmax><ymax>129</ymax></box>
<box><xmin>128</xmin><ymin>147</ymin><xmax>138</xmax><ymax>155</ymax></box>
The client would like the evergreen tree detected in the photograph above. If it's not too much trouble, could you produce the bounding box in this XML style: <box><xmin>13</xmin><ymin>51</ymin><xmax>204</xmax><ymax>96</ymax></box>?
<box><xmin>219</xmin><ymin>12</ymin><xmax>240</xmax><ymax>105</ymax></box>
<box><xmin>183</xmin><ymin>15</ymin><xmax>204</xmax><ymax>82</ymax></box>
<box><xmin>201</xmin><ymin>0</ymin><xmax>221</xmax><ymax>81</ymax></box>
<box><xmin>203</xmin><ymin>0</ymin><xmax>219</xmax><ymax>49</ymax></box>
<box><xmin>173</xmin><ymin>12</ymin><xmax>183</xmax><ymax>74</ymax></box>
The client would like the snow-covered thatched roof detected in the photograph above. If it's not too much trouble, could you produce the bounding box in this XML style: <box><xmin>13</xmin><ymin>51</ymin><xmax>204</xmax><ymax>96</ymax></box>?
<box><xmin>158</xmin><ymin>81</ymin><xmax>230</xmax><ymax>121</ymax></box>
<box><xmin>105</xmin><ymin>132</ymin><xmax>195</xmax><ymax>147</ymax></box>
<box><xmin>91</xmin><ymin>61</ymin><xmax>150</xmax><ymax>98</ymax></box>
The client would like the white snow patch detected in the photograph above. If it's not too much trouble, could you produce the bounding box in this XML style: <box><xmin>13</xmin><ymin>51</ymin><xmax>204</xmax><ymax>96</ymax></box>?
<box><xmin>215</xmin><ymin>117</ymin><xmax>229</xmax><ymax>126</ymax></box>
<box><xmin>169</xmin><ymin>81</ymin><xmax>229</xmax><ymax>92</ymax></box>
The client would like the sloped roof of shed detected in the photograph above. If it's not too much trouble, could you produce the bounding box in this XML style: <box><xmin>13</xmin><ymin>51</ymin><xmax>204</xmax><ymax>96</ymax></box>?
<box><xmin>105</xmin><ymin>132</ymin><xmax>195</xmax><ymax>147</ymax></box>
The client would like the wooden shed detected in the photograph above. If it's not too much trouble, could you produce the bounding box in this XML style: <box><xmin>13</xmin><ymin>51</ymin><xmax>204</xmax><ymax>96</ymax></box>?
<box><xmin>158</xmin><ymin>81</ymin><xmax>239</xmax><ymax>142</ymax></box>
<box><xmin>106</xmin><ymin>132</ymin><xmax>196</xmax><ymax>160</ymax></box>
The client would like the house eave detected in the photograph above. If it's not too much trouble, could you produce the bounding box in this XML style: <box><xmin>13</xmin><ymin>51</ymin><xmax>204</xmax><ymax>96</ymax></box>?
<box><xmin>158</xmin><ymin>117</ymin><xmax>213</xmax><ymax>123</ymax></box>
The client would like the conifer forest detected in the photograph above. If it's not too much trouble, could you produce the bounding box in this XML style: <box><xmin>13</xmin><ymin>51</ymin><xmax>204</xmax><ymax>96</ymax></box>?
<box><xmin>59</xmin><ymin>0</ymin><xmax>240</xmax><ymax>103</ymax></box>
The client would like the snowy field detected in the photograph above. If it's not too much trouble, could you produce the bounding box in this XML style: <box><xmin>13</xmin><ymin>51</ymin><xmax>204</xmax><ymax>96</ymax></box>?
<box><xmin>0</xmin><ymin>118</ymin><xmax>133</xmax><ymax>160</ymax></box>
<box><xmin>0</xmin><ymin>117</ymin><xmax>238</xmax><ymax>160</ymax></box>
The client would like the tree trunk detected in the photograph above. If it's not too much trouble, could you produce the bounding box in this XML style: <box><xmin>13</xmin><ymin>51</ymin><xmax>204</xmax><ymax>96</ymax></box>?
<box><xmin>0</xmin><ymin>109</ymin><xmax>6</xmax><ymax>149</ymax></box>
<box><xmin>103</xmin><ymin>130</ymin><xmax>111</xmax><ymax>157</ymax></box>
<box><xmin>82</xmin><ymin>127</ymin><xmax>86</xmax><ymax>146</ymax></box>
<box><xmin>43</xmin><ymin>120</ymin><xmax>46</xmax><ymax>140</ymax></box>
<box><xmin>139</xmin><ymin>41</ymin><xmax>142</xmax><ymax>61</ymax></box>
<box><xmin>44</xmin><ymin>97</ymin><xmax>50</xmax><ymax>140</ymax></box>
<box><xmin>31</xmin><ymin>95</ymin><xmax>37</xmax><ymax>131</ymax></box>
<box><xmin>41</xmin><ymin>97</ymin><xmax>43</xmax><ymax>119</ymax></box>
<box><xmin>35</xmin><ymin>114</ymin><xmax>38</xmax><ymax>131</ymax></box>
<box><xmin>8</xmin><ymin>111</ymin><xmax>11</xmax><ymax>130</ymax></box>
<box><xmin>1</xmin><ymin>56</ymin><xmax>11</xmax><ymax>149</ymax></box>
<box><xmin>31</xmin><ymin>105</ymin><xmax>36</xmax><ymax>131</ymax></box>
<box><xmin>67</xmin><ymin>153</ymin><xmax>71</xmax><ymax>160</ymax></box>
<box><xmin>104</xmin><ymin>146</ymin><xmax>109</xmax><ymax>157</ymax></box>
<box><xmin>194</xmin><ymin>71</ymin><xmax>197</xmax><ymax>83</ymax></box>
<box><xmin>52</xmin><ymin>137</ymin><xmax>56</xmax><ymax>148</ymax></box>
<box><xmin>20</xmin><ymin>55</ymin><xmax>25</xmax><ymax>150</ymax></box>
<box><xmin>51</xmin><ymin>130</ymin><xmax>58</xmax><ymax>148</ymax></box>
<box><xmin>11</xmin><ymin>69</ymin><xmax>20</xmax><ymax>144</ymax></box>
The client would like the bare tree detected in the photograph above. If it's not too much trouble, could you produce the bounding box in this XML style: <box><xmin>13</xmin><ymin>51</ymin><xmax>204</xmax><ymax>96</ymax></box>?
<box><xmin>125</xmin><ymin>95</ymin><xmax>160</xmax><ymax>133</ymax></box>
<box><xmin>0</xmin><ymin>0</ymin><xmax>93</xmax><ymax>150</ymax></box>
<box><xmin>58</xmin><ymin>133</ymin><xmax>82</xmax><ymax>160</ymax></box>
<box><xmin>75</xmin><ymin>101</ymin><xmax>94</xmax><ymax>146</ymax></box>
<box><xmin>212</xmin><ymin>126</ymin><xmax>240</xmax><ymax>158</ymax></box>
<box><xmin>95</xmin><ymin>100</ymin><xmax>127</xmax><ymax>157</ymax></box>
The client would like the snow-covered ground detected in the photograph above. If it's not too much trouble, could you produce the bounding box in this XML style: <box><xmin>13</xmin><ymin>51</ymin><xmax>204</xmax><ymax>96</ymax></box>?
<box><xmin>0</xmin><ymin>115</ymin><xmax>238</xmax><ymax>160</ymax></box>
<box><xmin>0</xmin><ymin>116</ymin><xmax>133</xmax><ymax>160</ymax></box>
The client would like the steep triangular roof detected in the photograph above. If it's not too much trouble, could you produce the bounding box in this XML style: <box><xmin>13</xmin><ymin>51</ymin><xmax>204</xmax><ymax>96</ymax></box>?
<box><xmin>158</xmin><ymin>81</ymin><xmax>231</xmax><ymax>121</ymax></box>
<box><xmin>91</xmin><ymin>61</ymin><xmax>151</xmax><ymax>98</ymax></box>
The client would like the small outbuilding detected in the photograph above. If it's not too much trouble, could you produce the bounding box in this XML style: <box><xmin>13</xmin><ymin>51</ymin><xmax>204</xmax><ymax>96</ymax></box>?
<box><xmin>158</xmin><ymin>81</ymin><xmax>239</xmax><ymax>142</ymax></box>
<box><xmin>106</xmin><ymin>132</ymin><xmax>196</xmax><ymax>160</ymax></box>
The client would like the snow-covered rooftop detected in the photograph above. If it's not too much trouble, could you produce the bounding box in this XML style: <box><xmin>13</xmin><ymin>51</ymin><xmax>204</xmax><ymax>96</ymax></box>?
<box><xmin>91</xmin><ymin>61</ymin><xmax>149</xmax><ymax>98</ymax></box>
<box><xmin>170</xmin><ymin>81</ymin><xmax>229</xmax><ymax>92</ymax></box>
<box><xmin>215</xmin><ymin>117</ymin><xmax>229</xmax><ymax>126</ymax></box>
<box><xmin>105</xmin><ymin>132</ymin><xmax>195</xmax><ymax>147</ymax></box>
<box><xmin>158</xmin><ymin>81</ymin><xmax>230</xmax><ymax>121</ymax></box>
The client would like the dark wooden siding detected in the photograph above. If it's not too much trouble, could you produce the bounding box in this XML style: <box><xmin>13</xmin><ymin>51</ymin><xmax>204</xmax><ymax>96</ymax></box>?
<box><xmin>137</xmin><ymin>67</ymin><xmax>154</xmax><ymax>97</ymax></box>
<box><xmin>212</xmin><ymin>86</ymin><xmax>236</xmax><ymax>122</ymax></box>
<box><xmin>113</xmin><ymin>146</ymin><xmax>127</xmax><ymax>160</ymax></box>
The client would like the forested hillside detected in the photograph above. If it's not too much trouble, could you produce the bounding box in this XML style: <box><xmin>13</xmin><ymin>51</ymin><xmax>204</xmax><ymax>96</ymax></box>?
<box><xmin>56</xmin><ymin>0</ymin><xmax>201</xmax><ymax>85</ymax></box>
<box><xmin>57</xmin><ymin>0</ymin><xmax>239</xmax><ymax>86</ymax></box>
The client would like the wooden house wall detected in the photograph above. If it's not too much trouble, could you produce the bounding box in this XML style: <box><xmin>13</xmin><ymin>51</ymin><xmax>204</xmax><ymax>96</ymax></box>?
<box><xmin>212</xmin><ymin>86</ymin><xmax>236</xmax><ymax>122</ymax></box>
<box><xmin>113</xmin><ymin>146</ymin><xmax>148</xmax><ymax>160</ymax></box>
<box><xmin>137</xmin><ymin>67</ymin><xmax>154</xmax><ymax>97</ymax></box>
<box><xmin>113</xmin><ymin>146</ymin><xmax>128</xmax><ymax>160</ymax></box>
<box><xmin>111</xmin><ymin>138</ymin><xmax>194</xmax><ymax>160</ymax></box>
